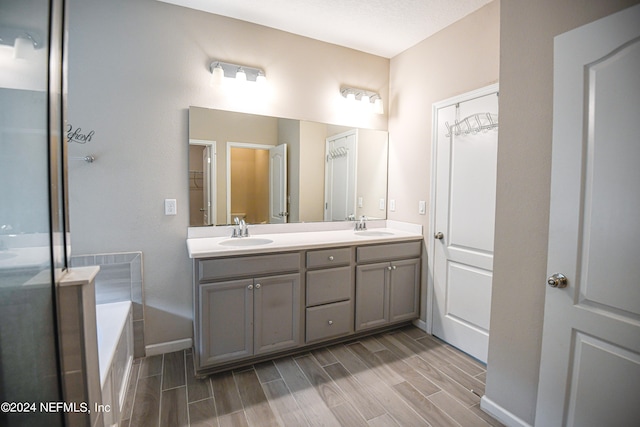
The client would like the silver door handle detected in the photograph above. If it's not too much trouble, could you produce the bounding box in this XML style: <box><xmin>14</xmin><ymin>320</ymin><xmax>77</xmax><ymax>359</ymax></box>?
<box><xmin>248</xmin><ymin>284</ymin><xmax>253</xmax><ymax>290</ymax></box>
<box><xmin>255</xmin><ymin>283</ymin><xmax>261</xmax><ymax>289</ymax></box>
<box><xmin>434</xmin><ymin>232</ymin><xmax>444</xmax><ymax>240</ymax></box>
<box><xmin>547</xmin><ymin>273</ymin><xmax>568</xmax><ymax>288</ymax></box>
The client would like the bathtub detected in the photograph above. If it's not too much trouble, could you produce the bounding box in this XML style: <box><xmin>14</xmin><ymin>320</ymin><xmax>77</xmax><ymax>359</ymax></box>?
<box><xmin>96</xmin><ymin>301</ymin><xmax>133</xmax><ymax>427</ymax></box>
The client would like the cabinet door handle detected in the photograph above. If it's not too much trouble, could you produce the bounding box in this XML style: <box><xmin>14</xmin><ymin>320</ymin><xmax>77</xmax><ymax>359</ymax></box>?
<box><xmin>328</xmin><ymin>320</ymin><xmax>333</xmax><ymax>325</ymax></box>
<box><xmin>328</xmin><ymin>256</ymin><xmax>334</xmax><ymax>261</ymax></box>
<box><xmin>387</xmin><ymin>266</ymin><xmax>392</xmax><ymax>270</ymax></box>
<box><xmin>392</xmin><ymin>265</ymin><xmax>397</xmax><ymax>270</ymax></box>
<box><xmin>248</xmin><ymin>284</ymin><xmax>253</xmax><ymax>290</ymax></box>
<box><xmin>255</xmin><ymin>283</ymin><xmax>261</xmax><ymax>289</ymax></box>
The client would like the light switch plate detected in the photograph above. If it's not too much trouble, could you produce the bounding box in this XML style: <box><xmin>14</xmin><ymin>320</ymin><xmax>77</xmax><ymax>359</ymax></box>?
<box><xmin>419</xmin><ymin>200</ymin><xmax>426</xmax><ymax>215</ymax></box>
<box><xmin>389</xmin><ymin>199</ymin><xmax>396</xmax><ymax>212</ymax></box>
<box><xmin>379</xmin><ymin>198</ymin><xmax>385</xmax><ymax>210</ymax></box>
<box><xmin>358</xmin><ymin>197</ymin><xmax>363</xmax><ymax>208</ymax></box>
<box><xmin>165</xmin><ymin>199</ymin><xmax>177</xmax><ymax>215</ymax></box>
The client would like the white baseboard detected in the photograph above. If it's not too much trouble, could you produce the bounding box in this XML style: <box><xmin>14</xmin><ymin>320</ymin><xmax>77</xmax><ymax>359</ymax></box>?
<box><xmin>480</xmin><ymin>396</ymin><xmax>533</xmax><ymax>427</ymax></box>
<box><xmin>412</xmin><ymin>318</ymin><xmax>427</xmax><ymax>332</ymax></box>
<box><xmin>145</xmin><ymin>338</ymin><xmax>193</xmax><ymax>357</ymax></box>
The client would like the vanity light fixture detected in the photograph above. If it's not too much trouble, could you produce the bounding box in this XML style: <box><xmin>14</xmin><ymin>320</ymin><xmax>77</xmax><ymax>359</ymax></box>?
<box><xmin>209</xmin><ymin>60</ymin><xmax>266</xmax><ymax>86</ymax></box>
<box><xmin>340</xmin><ymin>87</ymin><xmax>384</xmax><ymax>114</ymax></box>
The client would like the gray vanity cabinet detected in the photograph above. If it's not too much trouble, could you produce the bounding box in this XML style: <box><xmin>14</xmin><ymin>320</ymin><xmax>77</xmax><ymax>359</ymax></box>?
<box><xmin>199</xmin><ymin>278</ymin><xmax>254</xmax><ymax>366</ymax></box>
<box><xmin>305</xmin><ymin>247</ymin><xmax>354</xmax><ymax>343</ymax></box>
<box><xmin>195</xmin><ymin>253</ymin><xmax>302</xmax><ymax>371</ymax></box>
<box><xmin>253</xmin><ymin>273</ymin><xmax>301</xmax><ymax>354</ymax></box>
<box><xmin>193</xmin><ymin>239</ymin><xmax>421</xmax><ymax>376</ymax></box>
<box><xmin>355</xmin><ymin>242</ymin><xmax>421</xmax><ymax>331</ymax></box>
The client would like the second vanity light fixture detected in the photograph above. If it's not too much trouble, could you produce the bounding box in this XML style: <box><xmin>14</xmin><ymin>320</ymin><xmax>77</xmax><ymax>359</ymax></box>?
<box><xmin>341</xmin><ymin>87</ymin><xmax>384</xmax><ymax>115</ymax></box>
<box><xmin>210</xmin><ymin>60</ymin><xmax>266</xmax><ymax>86</ymax></box>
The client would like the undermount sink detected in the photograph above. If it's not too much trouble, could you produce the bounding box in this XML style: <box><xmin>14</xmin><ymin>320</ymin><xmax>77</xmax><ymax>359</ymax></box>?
<box><xmin>218</xmin><ymin>237</ymin><xmax>274</xmax><ymax>247</ymax></box>
<box><xmin>354</xmin><ymin>230</ymin><xmax>395</xmax><ymax>237</ymax></box>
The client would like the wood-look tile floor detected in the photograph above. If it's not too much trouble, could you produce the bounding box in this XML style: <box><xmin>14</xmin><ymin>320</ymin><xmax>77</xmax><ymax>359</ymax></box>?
<box><xmin>120</xmin><ymin>326</ymin><xmax>504</xmax><ymax>427</ymax></box>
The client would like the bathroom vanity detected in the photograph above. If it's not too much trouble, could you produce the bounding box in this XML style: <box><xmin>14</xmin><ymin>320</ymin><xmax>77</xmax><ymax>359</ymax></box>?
<box><xmin>188</xmin><ymin>225</ymin><xmax>422</xmax><ymax>377</ymax></box>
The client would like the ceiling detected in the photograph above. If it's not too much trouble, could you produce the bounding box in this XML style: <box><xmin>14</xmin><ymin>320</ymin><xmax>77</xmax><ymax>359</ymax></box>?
<box><xmin>157</xmin><ymin>0</ymin><xmax>493</xmax><ymax>58</ymax></box>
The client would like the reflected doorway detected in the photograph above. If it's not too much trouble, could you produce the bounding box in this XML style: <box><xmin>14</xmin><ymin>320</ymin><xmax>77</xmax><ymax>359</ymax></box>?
<box><xmin>226</xmin><ymin>142</ymin><xmax>288</xmax><ymax>224</ymax></box>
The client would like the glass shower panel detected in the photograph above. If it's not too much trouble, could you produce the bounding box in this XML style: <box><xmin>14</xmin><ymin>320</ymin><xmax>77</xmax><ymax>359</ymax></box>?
<box><xmin>0</xmin><ymin>0</ymin><xmax>64</xmax><ymax>426</ymax></box>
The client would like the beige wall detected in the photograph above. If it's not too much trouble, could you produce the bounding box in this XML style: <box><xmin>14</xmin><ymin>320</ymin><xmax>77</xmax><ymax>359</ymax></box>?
<box><xmin>299</xmin><ymin>121</ymin><xmax>327</xmax><ymax>222</ymax></box>
<box><xmin>487</xmin><ymin>0</ymin><xmax>639</xmax><ymax>424</ymax></box>
<box><xmin>356</xmin><ymin>129</ymin><xmax>388</xmax><ymax>220</ymax></box>
<box><xmin>68</xmin><ymin>0</ymin><xmax>389</xmax><ymax>347</ymax></box>
<box><xmin>388</xmin><ymin>2</ymin><xmax>500</xmax><ymax>319</ymax></box>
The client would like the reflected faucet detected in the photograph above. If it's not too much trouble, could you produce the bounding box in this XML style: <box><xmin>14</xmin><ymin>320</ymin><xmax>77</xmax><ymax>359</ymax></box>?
<box><xmin>355</xmin><ymin>216</ymin><xmax>368</xmax><ymax>231</ymax></box>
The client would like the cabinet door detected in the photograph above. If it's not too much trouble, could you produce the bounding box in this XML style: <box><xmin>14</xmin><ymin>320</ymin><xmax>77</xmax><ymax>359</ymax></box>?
<box><xmin>254</xmin><ymin>273</ymin><xmax>301</xmax><ymax>355</ymax></box>
<box><xmin>355</xmin><ymin>262</ymin><xmax>389</xmax><ymax>331</ymax></box>
<box><xmin>199</xmin><ymin>279</ymin><xmax>254</xmax><ymax>367</ymax></box>
<box><xmin>389</xmin><ymin>258</ymin><xmax>420</xmax><ymax>323</ymax></box>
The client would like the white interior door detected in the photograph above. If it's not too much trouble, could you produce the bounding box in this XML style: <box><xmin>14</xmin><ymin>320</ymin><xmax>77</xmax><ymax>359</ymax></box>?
<box><xmin>535</xmin><ymin>5</ymin><xmax>640</xmax><ymax>426</ymax></box>
<box><xmin>269</xmin><ymin>143</ymin><xmax>287</xmax><ymax>224</ymax></box>
<box><xmin>431</xmin><ymin>87</ymin><xmax>499</xmax><ymax>363</ymax></box>
<box><xmin>324</xmin><ymin>130</ymin><xmax>357</xmax><ymax>221</ymax></box>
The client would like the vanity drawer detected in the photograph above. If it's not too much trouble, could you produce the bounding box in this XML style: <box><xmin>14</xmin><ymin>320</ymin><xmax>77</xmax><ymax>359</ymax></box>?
<box><xmin>306</xmin><ymin>247</ymin><xmax>351</xmax><ymax>268</ymax></box>
<box><xmin>306</xmin><ymin>300</ymin><xmax>353</xmax><ymax>343</ymax></box>
<box><xmin>306</xmin><ymin>266</ymin><xmax>352</xmax><ymax>307</ymax></box>
<box><xmin>357</xmin><ymin>241</ymin><xmax>421</xmax><ymax>263</ymax></box>
<box><xmin>198</xmin><ymin>253</ymin><xmax>301</xmax><ymax>282</ymax></box>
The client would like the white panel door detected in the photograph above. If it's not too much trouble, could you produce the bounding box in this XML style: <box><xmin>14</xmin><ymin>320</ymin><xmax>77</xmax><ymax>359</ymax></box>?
<box><xmin>432</xmin><ymin>88</ymin><xmax>498</xmax><ymax>363</ymax></box>
<box><xmin>269</xmin><ymin>144</ymin><xmax>287</xmax><ymax>223</ymax></box>
<box><xmin>324</xmin><ymin>130</ymin><xmax>357</xmax><ymax>221</ymax></box>
<box><xmin>536</xmin><ymin>5</ymin><xmax>640</xmax><ymax>426</ymax></box>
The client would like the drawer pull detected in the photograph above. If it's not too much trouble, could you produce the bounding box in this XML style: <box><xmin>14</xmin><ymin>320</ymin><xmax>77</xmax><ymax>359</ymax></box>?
<box><xmin>387</xmin><ymin>266</ymin><xmax>392</xmax><ymax>271</ymax></box>
<box><xmin>255</xmin><ymin>283</ymin><xmax>261</xmax><ymax>289</ymax></box>
<box><xmin>328</xmin><ymin>256</ymin><xmax>334</xmax><ymax>261</ymax></box>
<box><xmin>248</xmin><ymin>284</ymin><xmax>253</xmax><ymax>290</ymax></box>
<box><xmin>328</xmin><ymin>320</ymin><xmax>333</xmax><ymax>325</ymax></box>
<box><xmin>392</xmin><ymin>265</ymin><xmax>397</xmax><ymax>270</ymax></box>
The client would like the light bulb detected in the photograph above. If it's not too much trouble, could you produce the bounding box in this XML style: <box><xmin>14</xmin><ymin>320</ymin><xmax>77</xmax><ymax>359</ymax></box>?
<box><xmin>346</xmin><ymin>92</ymin><xmax>355</xmax><ymax>102</ymax></box>
<box><xmin>361</xmin><ymin>94</ymin><xmax>370</xmax><ymax>104</ymax></box>
<box><xmin>210</xmin><ymin>63</ymin><xmax>224</xmax><ymax>86</ymax></box>
<box><xmin>256</xmin><ymin>72</ymin><xmax>267</xmax><ymax>85</ymax></box>
<box><xmin>235</xmin><ymin>68</ymin><xmax>247</xmax><ymax>82</ymax></box>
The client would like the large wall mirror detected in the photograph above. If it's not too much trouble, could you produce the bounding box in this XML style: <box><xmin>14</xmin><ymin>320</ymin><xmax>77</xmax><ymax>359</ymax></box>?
<box><xmin>188</xmin><ymin>107</ymin><xmax>389</xmax><ymax>227</ymax></box>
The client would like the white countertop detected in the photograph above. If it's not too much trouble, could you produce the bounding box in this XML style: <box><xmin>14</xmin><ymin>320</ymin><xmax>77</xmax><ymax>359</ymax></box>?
<box><xmin>187</xmin><ymin>226</ymin><xmax>424</xmax><ymax>259</ymax></box>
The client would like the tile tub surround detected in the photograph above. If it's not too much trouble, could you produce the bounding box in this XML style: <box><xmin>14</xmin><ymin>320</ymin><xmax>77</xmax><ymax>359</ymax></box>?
<box><xmin>71</xmin><ymin>252</ymin><xmax>145</xmax><ymax>358</ymax></box>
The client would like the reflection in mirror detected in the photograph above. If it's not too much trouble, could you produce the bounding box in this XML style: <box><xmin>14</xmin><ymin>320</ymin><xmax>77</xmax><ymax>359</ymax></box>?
<box><xmin>189</xmin><ymin>107</ymin><xmax>388</xmax><ymax>226</ymax></box>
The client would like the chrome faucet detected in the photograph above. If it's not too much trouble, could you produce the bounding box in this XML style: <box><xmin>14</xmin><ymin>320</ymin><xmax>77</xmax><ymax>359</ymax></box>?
<box><xmin>240</xmin><ymin>219</ymin><xmax>249</xmax><ymax>237</ymax></box>
<box><xmin>232</xmin><ymin>217</ymin><xmax>241</xmax><ymax>238</ymax></box>
<box><xmin>355</xmin><ymin>215</ymin><xmax>368</xmax><ymax>231</ymax></box>
<box><xmin>231</xmin><ymin>217</ymin><xmax>250</xmax><ymax>238</ymax></box>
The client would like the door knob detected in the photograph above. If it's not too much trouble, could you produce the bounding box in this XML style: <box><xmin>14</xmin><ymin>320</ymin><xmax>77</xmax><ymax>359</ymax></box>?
<box><xmin>547</xmin><ymin>273</ymin><xmax>568</xmax><ymax>288</ymax></box>
<box><xmin>255</xmin><ymin>283</ymin><xmax>261</xmax><ymax>289</ymax></box>
<box><xmin>248</xmin><ymin>284</ymin><xmax>253</xmax><ymax>290</ymax></box>
<box><xmin>434</xmin><ymin>232</ymin><xmax>444</xmax><ymax>240</ymax></box>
